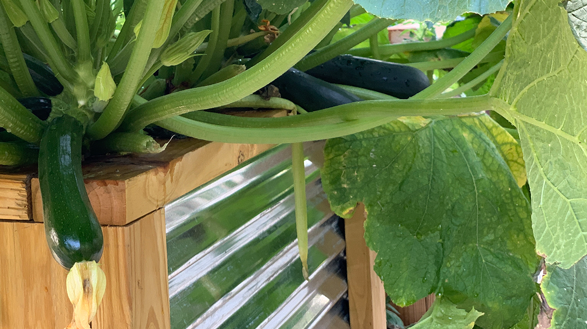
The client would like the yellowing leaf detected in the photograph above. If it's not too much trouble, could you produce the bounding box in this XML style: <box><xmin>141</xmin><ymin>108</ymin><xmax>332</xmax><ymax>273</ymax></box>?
<box><xmin>94</xmin><ymin>62</ymin><xmax>116</xmax><ymax>101</ymax></box>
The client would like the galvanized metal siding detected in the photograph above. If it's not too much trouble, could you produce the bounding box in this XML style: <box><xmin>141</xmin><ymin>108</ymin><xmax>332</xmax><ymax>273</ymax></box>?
<box><xmin>165</xmin><ymin>143</ymin><xmax>349</xmax><ymax>329</ymax></box>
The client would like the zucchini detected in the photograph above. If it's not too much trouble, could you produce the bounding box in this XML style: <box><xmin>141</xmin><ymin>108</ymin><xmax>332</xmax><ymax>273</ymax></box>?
<box><xmin>23</xmin><ymin>53</ymin><xmax>64</xmax><ymax>96</ymax></box>
<box><xmin>39</xmin><ymin>115</ymin><xmax>103</xmax><ymax>269</ymax></box>
<box><xmin>18</xmin><ymin>96</ymin><xmax>51</xmax><ymax>120</ymax></box>
<box><xmin>305</xmin><ymin>54</ymin><xmax>430</xmax><ymax>99</ymax></box>
<box><xmin>271</xmin><ymin>68</ymin><xmax>362</xmax><ymax>112</ymax></box>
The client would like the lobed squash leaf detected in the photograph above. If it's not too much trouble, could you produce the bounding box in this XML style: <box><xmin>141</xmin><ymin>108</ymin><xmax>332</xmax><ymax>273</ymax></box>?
<box><xmin>322</xmin><ymin>114</ymin><xmax>538</xmax><ymax>328</ymax></box>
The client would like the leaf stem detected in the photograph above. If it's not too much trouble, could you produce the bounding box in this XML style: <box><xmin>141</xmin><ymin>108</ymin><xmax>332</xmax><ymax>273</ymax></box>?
<box><xmin>369</xmin><ymin>34</ymin><xmax>381</xmax><ymax>60</ymax></box>
<box><xmin>336</xmin><ymin>84</ymin><xmax>396</xmax><ymax>100</ymax></box>
<box><xmin>188</xmin><ymin>5</ymin><xmax>220</xmax><ymax>85</ymax></box>
<box><xmin>295</xmin><ymin>18</ymin><xmax>393</xmax><ymax>71</ymax></box>
<box><xmin>413</xmin><ymin>15</ymin><xmax>512</xmax><ymax>100</ymax></box>
<box><xmin>439</xmin><ymin>60</ymin><xmax>503</xmax><ymax>98</ymax></box>
<box><xmin>121</xmin><ymin>0</ymin><xmax>355</xmax><ymax>132</ymax></box>
<box><xmin>108</xmin><ymin>0</ymin><xmax>146</xmax><ymax>59</ymax></box>
<box><xmin>292</xmin><ymin>142</ymin><xmax>309</xmax><ymax>280</ymax></box>
<box><xmin>349</xmin><ymin>28</ymin><xmax>476</xmax><ymax>57</ymax></box>
<box><xmin>0</xmin><ymin>86</ymin><xmax>44</xmax><ymax>143</ymax></box>
<box><xmin>70</xmin><ymin>0</ymin><xmax>91</xmax><ymax>63</ymax></box>
<box><xmin>92</xmin><ymin>132</ymin><xmax>166</xmax><ymax>154</ymax></box>
<box><xmin>407</xmin><ymin>51</ymin><xmax>504</xmax><ymax>71</ymax></box>
<box><xmin>17</xmin><ymin>0</ymin><xmax>78</xmax><ymax>82</ymax></box>
<box><xmin>157</xmin><ymin>94</ymin><xmax>491</xmax><ymax>144</ymax></box>
<box><xmin>0</xmin><ymin>4</ymin><xmax>39</xmax><ymax>97</ymax></box>
<box><xmin>0</xmin><ymin>142</ymin><xmax>38</xmax><ymax>165</ymax></box>
<box><xmin>88</xmin><ymin>0</ymin><xmax>165</xmax><ymax>140</ymax></box>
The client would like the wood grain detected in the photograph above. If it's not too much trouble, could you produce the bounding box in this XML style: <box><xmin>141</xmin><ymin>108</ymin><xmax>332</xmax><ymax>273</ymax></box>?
<box><xmin>394</xmin><ymin>295</ymin><xmax>435</xmax><ymax>325</ymax></box>
<box><xmin>345</xmin><ymin>203</ymin><xmax>386</xmax><ymax>329</ymax></box>
<box><xmin>0</xmin><ymin>210</ymin><xmax>170</xmax><ymax>329</ymax></box>
<box><xmin>2</xmin><ymin>109</ymin><xmax>285</xmax><ymax>224</ymax></box>
<box><xmin>0</xmin><ymin>174</ymin><xmax>31</xmax><ymax>220</ymax></box>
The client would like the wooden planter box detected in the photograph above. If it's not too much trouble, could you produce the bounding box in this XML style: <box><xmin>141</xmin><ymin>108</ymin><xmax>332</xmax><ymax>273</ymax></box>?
<box><xmin>0</xmin><ymin>111</ymin><xmax>282</xmax><ymax>328</ymax></box>
<box><xmin>0</xmin><ymin>109</ymin><xmax>427</xmax><ymax>329</ymax></box>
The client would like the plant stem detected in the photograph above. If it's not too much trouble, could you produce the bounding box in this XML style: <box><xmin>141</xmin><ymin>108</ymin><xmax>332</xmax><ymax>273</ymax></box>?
<box><xmin>292</xmin><ymin>142</ymin><xmax>309</xmax><ymax>280</ymax></box>
<box><xmin>88</xmin><ymin>0</ymin><xmax>165</xmax><ymax>140</ymax></box>
<box><xmin>108</xmin><ymin>0</ymin><xmax>146</xmax><ymax>59</ymax></box>
<box><xmin>92</xmin><ymin>132</ymin><xmax>166</xmax><ymax>154</ymax></box>
<box><xmin>369</xmin><ymin>34</ymin><xmax>380</xmax><ymax>59</ymax></box>
<box><xmin>169</xmin><ymin>0</ymin><xmax>205</xmax><ymax>41</ymax></box>
<box><xmin>198</xmin><ymin>0</ymin><xmax>234</xmax><ymax>82</ymax></box>
<box><xmin>179</xmin><ymin>0</ymin><xmax>228</xmax><ymax>36</ymax></box>
<box><xmin>349</xmin><ymin>28</ymin><xmax>476</xmax><ymax>57</ymax></box>
<box><xmin>439</xmin><ymin>60</ymin><xmax>503</xmax><ymax>98</ymax></box>
<box><xmin>336</xmin><ymin>84</ymin><xmax>396</xmax><ymax>100</ymax></box>
<box><xmin>71</xmin><ymin>0</ymin><xmax>91</xmax><ymax>63</ymax></box>
<box><xmin>0</xmin><ymin>4</ymin><xmax>39</xmax><ymax>97</ymax></box>
<box><xmin>315</xmin><ymin>22</ymin><xmax>342</xmax><ymax>49</ymax></box>
<box><xmin>295</xmin><ymin>18</ymin><xmax>392</xmax><ymax>71</ymax></box>
<box><xmin>51</xmin><ymin>19</ymin><xmax>77</xmax><ymax>50</ymax></box>
<box><xmin>0</xmin><ymin>86</ymin><xmax>44</xmax><ymax>143</ymax></box>
<box><xmin>183</xmin><ymin>95</ymin><xmax>491</xmax><ymax>129</ymax></box>
<box><xmin>0</xmin><ymin>142</ymin><xmax>38</xmax><ymax>165</ymax></box>
<box><xmin>413</xmin><ymin>15</ymin><xmax>512</xmax><ymax>100</ymax></box>
<box><xmin>188</xmin><ymin>5</ymin><xmax>221</xmax><ymax>85</ymax></box>
<box><xmin>196</xmin><ymin>64</ymin><xmax>245</xmax><ymax>87</ymax></box>
<box><xmin>17</xmin><ymin>0</ymin><xmax>78</xmax><ymax>82</ymax></box>
<box><xmin>406</xmin><ymin>51</ymin><xmax>504</xmax><ymax>71</ymax></box>
<box><xmin>157</xmin><ymin>115</ymin><xmax>391</xmax><ymax>143</ymax></box>
<box><xmin>246</xmin><ymin>0</ymin><xmax>329</xmax><ymax>67</ymax></box>
<box><xmin>121</xmin><ymin>0</ymin><xmax>355</xmax><ymax>132</ymax></box>
<box><xmin>196</xmin><ymin>31</ymin><xmax>268</xmax><ymax>52</ymax></box>
<box><xmin>138</xmin><ymin>60</ymin><xmax>162</xmax><ymax>91</ymax></box>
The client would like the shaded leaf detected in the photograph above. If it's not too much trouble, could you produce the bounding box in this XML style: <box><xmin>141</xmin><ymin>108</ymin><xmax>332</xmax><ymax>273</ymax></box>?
<box><xmin>444</xmin><ymin>16</ymin><xmax>483</xmax><ymax>52</ymax></box>
<box><xmin>565</xmin><ymin>0</ymin><xmax>587</xmax><ymax>51</ymax></box>
<box><xmin>352</xmin><ymin>0</ymin><xmax>510</xmax><ymax>22</ymax></box>
<box><xmin>541</xmin><ymin>256</ymin><xmax>587</xmax><ymax>328</ymax></box>
<box><xmin>490</xmin><ymin>0</ymin><xmax>587</xmax><ymax>268</ymax></box>
<box><xmin>322</xmin><ymin>114</ymin><xmax>538</xmax><ymax>328</ymax></box>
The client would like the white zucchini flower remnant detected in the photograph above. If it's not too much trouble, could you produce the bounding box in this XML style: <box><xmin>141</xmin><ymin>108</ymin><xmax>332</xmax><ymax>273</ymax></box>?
<box><xmin>65</xmin><ymin>261</ymin><xmax>107</xmax><ymax>329</ymax></box>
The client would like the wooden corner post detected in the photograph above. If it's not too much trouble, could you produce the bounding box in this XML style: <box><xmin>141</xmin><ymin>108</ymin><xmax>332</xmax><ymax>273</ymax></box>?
<box><xmin>345</xmin><ymin>203</ymin><xmax>387</xmax><ymax>329</ymax></box>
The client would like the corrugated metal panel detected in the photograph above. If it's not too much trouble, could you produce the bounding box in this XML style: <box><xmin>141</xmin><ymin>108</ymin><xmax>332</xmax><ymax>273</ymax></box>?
<box><xmin>165</xmin><ymin>143</ymin><xmax>348</xmax><ymax>329</ymax></box>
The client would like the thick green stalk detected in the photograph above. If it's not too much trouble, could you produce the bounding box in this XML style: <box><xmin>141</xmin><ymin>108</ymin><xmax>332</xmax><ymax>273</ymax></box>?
<box><xmin>413</xmin><ymin>15</ymin><xmax>512</xmax><ymax>100</ymax></box>
<box><xmin>89</xmin><ymin>0</ymin><xmax>108</xmax><ymax>45</ymax></box>
<box><xmin>18</xmin><ymin>23</ymin><xmax>49</xmax><ymax>61</ymax></box>
<box><xmin>315</xmin><ymin>22</ymin><xmax>342</xmax><ymax>49</ymax></box>
<box><xmin>88</xmin><ymin>0</ymin><xmax>165</xmax><ymax>140</ymax></box>
<box><xmin>138</xmin><ymin>60</ymin><xmax>162</xmax><ymax>91</ymax></box>
<box><xmin>246</xmin><ymin>0</ymin><xmax>329</xmax><ymax>67</ymax></box>
<box><xmin>181</xmin><ymin>96</ymin><xmax>491</xmax><ymax>129</ymax></box>
<box><xmin>157</xmin><ymin>115</ymin><xmax>391</xmax><ymax>144</ymax></box>
<box><xmin>197</xmin><ymin>0</ymin><xmax>234</xmax><ymax>82</ymax></box>
<box><xmin>196</xmin><ymin>64</ymin><xmax>245</xmax><ymax>87</ymax></box>
<box><xmin>439</xmin><ymin>60</ymin><xmax>503</xmax><ymax>98</ymax></box>
<box><xmin>196</xmin><ymin>31</ymin><xmax>268</xmax><ymax>52</ymax></box>
<box><xmin>17</xmin><ymin>0</ymin><xmax>77</xmax><ymax>82</ymax></box>
<box><xmin>0</xmin><ymin>4</ymin><xmax>39</xmax><ymax>97</ymax></box>
<box><xmin>188</xmin><ymin>5</ymin><xmax>220</xmax><ymax>85</ymax></box>
<box><xmin>336</xmin><ymin>84</ymin><xmax>396</xmax><ymax>100</ymax></box>
<box><xmin>292</xmin><ymin>142</ymin><xmax>309</xmax><ymax>280</ymax></box>
<box><xmin>92</xmin><ymin>132</ymin><xmax>166</xmax><ymax>154</ymax></box>
<box><xmin>349</xmin><ymin>28</ymin><xmax>476</xmax><ymax>57</ymax></box>
<box><xmin>369</xmin><ymin>34</ymin><xmax>380</xmax><ymax>59</ymax></box>
<box><xmin>295</xmin><ymin>18</ymin><xmax>392</xmax><ymax>71</ymax></box>
<box><xmin>407</xmin><ymin>51</ymin><xmax>504</xmax><ymax>71</ymax></box>
<box><xmin>71</xmin><ymin>0</ymin><xmax>90</xmax><ymax>63</ymax></box>
<box><xmin>179</xmin><ymin>0</ymin><xmax>228</xmax><ymax>36</ymax></box>
<box><xmin>0</xmin><ymin>86</ymin><xmax>44</xmax><ymax>143</ymax></box>
<box><xmin>0</xmin><ymin>142</ymin><xmax>38</xmax><ymax>165</ymax></box>
<box><xmin>121</xmin><ymin>0</ymin><xmax>355</xmax><ymax>132</ymax></box>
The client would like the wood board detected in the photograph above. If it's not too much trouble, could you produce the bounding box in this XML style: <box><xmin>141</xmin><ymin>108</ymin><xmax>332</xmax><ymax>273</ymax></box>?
<box><xmin>0</xmin><ymin>109</ymin><xmax>285</xmax><ymax>225</ymax></box>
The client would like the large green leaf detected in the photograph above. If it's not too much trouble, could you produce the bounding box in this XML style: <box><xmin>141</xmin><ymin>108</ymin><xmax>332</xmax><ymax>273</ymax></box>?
<box><xmin>541</xmin><ymin>256</ymin><xmax>587</xmax><ymax>328</ymax></box>
<box><xmin>411</xmin><ymin>298</ymin><xmax>483</xmax><ymax>329</ymax></box>
<box><xmin>322</xmin><ymin>115</ymin><xmax>538</xmax><ymax>328</ymax></box>
<box><xmin>490</xmin><ymin>0</ymin><xmax>587</xmax><ymax>269</ymax></box>
<box><xmin>353</xmin><ymin>0</ymin><xmax>510</xmax><ymax>22</ymax></box>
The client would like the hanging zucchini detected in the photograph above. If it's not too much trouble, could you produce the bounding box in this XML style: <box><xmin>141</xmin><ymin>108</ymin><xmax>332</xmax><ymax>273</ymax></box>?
<box><xmin>39</xmin><ymin>115</ymin><xmax>103</xmax><ymax>269</ymax></box>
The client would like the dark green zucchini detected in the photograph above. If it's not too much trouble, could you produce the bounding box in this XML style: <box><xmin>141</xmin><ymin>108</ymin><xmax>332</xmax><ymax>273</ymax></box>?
<box><xmin>305</xmin><ymin>54</ymin><xmax>430</xmax><ymax>99</ymax></box>
<box><xmin>39</xmin><ymin>115</ymin><xmax>103</xmax><ymax>269</ymax></box>
<box><xmin>23</xmin><ymin>53</ymin><xmax>64</xmax><ymax>96</ymax></box>
<box><xmin>270</xmin><ymin>68</ymin><xmax>362</xmax><ymax>112</ymax></box>
<box><xmin>18</xmin><ymin>96</ymin><xmax>52</xmax><ymax>120</ymax></box>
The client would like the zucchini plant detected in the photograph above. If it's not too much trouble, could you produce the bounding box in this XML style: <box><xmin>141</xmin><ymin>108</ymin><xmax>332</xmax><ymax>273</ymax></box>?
<box><xmin>0</xmin><ymin>0</ymin><xmax>585</xmax><ymax>327</ymax></box>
